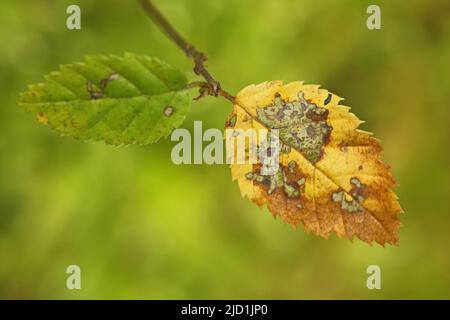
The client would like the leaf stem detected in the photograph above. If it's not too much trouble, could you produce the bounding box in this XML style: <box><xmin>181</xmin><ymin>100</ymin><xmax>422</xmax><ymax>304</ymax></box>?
<box><xmin>138</xmin><ymin>0</ymin><xmax>236</xmax><ymax>103</ymax></box>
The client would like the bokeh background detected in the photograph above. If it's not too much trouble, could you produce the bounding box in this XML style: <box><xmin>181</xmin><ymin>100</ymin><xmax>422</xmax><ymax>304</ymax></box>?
<box><xmin>1</xmin><ymin>0</ymin><xmax>449</xmax><ymax>299</ymax></box>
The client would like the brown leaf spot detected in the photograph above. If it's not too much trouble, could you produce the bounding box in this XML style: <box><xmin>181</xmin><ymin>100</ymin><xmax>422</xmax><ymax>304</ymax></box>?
<box><xmin>163</xmin><ymin>106</ymin><xmax>174</xmax><ymax>117</ymax></box>
<box><xmin>305</xmin><ymin>107</ymin><xmax>329</xmax><ymax>122</ymax></box>
<box><xmin>324</xmin><ymin>93</ymin><xmax>332</xmax><ymax>105</ymax></box>
<box><xmin>86</xmin><ymin>80</ymin><xmax>104</xmax><ymax>100</ymax></box>
<box><xmin>36</xmin><ymin>112</ymin><xmax>48</xmax><ymax>125</ymax></box>
<box><xmin>100</xmin><ymin>73</ymin><xmax>119</xmax><ymax>89</ymax></box>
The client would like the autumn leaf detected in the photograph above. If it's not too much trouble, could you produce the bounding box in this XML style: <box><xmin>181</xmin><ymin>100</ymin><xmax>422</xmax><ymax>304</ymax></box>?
<box><xmin>18</xmin><ymin>53</ymin><xmax>190</xmax><ymax>146</ymax></box>
<box><xmin>226</xmin><ymin>81</ymin><xmax>403</xmax><ymax>246</ymax></box>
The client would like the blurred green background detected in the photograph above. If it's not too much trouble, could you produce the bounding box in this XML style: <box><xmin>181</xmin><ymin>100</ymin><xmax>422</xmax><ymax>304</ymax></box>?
<box><xmin>1</xmin><ymin>0</ymin><xmax>449</xmax><ymax>299</ymax></box>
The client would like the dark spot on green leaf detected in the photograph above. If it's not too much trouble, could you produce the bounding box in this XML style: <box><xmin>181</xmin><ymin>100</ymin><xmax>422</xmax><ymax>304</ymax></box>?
<box><xmin>86</xmin><ymin>80</ymin><xmax>104</xmax><ymax>100</ymax></box>
<box><xmin>99</xmin><ymin>73</ymin><xmax>119</xmax><ymax>89</ymax></box>
<box><xmin>163</xmin><ymin>106</ymin><xmax>174</xmax><ymax>117</ymax></box>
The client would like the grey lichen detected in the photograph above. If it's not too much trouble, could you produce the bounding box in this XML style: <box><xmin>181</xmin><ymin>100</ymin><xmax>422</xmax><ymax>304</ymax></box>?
<box><xmin>256</xmin><ymin>91</ymin><xmax>332</xmax><ymax>163</ymax></box>
<box><xmin>288</xmin><ymin>160</ymin><xmax>297</xmax><ymax>173</ymax></box>
<box><xmin>331</xmin><ymin>177</ymin><xmax>366</xmax><ymax>213</ymax></box>
<box><xmin>245</xmin><ymin>166</ymin><xmax>306</xmax><ymax>200</ymax></box>
<box><xmin>280</xmin><ymin>143</ymin><xmax>291</xmax><ymax>154</ymax></box>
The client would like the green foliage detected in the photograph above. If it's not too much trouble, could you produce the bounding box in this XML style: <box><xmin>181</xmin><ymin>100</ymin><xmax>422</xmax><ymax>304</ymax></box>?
<box><xmin>18</xmin><ymin>53</ymin><xmax>191</xmax><ymax>145</ymax></box>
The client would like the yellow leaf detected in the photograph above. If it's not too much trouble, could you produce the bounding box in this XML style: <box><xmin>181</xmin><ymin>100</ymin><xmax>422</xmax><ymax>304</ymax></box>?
<box><xmin>226</xmin><ymin>81</ymin><xmax>403</xmax><ymax>246</ymax></box>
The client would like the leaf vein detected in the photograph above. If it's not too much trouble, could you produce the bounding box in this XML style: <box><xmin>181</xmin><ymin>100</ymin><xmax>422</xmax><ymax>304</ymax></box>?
<box><xmin>134</xmin><ymin>57</ymin><xmax>170</xmax><ymax>90</ymax></box>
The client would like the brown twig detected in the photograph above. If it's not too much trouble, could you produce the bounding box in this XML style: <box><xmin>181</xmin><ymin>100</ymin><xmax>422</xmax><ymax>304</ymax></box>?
<box><xmin>138</xmin><ymin>0</ymin><xmax>235</xmax><ymax>103</ymax></box>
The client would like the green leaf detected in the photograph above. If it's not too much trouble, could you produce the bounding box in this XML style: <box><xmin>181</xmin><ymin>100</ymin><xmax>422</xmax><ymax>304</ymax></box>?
<box><xmin>18</xmin><ymin>53</ymin><xmax>191</xmax><ymax>145</ymax></box>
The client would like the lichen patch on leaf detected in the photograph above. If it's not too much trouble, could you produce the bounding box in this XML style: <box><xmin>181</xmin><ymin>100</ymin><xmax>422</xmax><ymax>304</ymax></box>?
<box><xmin>256</xmin><ymin>91</ymin><xmax>332</xmax><ymax>163</ymax></box>
<box><xmin>228</xmin><ymin>81</ymin><xmax>403</xmax><ymax>246</ymax></box>
<box><xmin>247</xmin><ymin>163</ymin><xmax>306</xmax><ymax>200</ymax></box>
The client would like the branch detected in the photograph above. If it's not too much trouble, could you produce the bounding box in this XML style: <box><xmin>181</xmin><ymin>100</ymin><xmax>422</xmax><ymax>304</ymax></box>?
<box><xmin>138</xmin><ymin>0</ymin><xmax>235</xmax><ymax>103</ymax></box>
